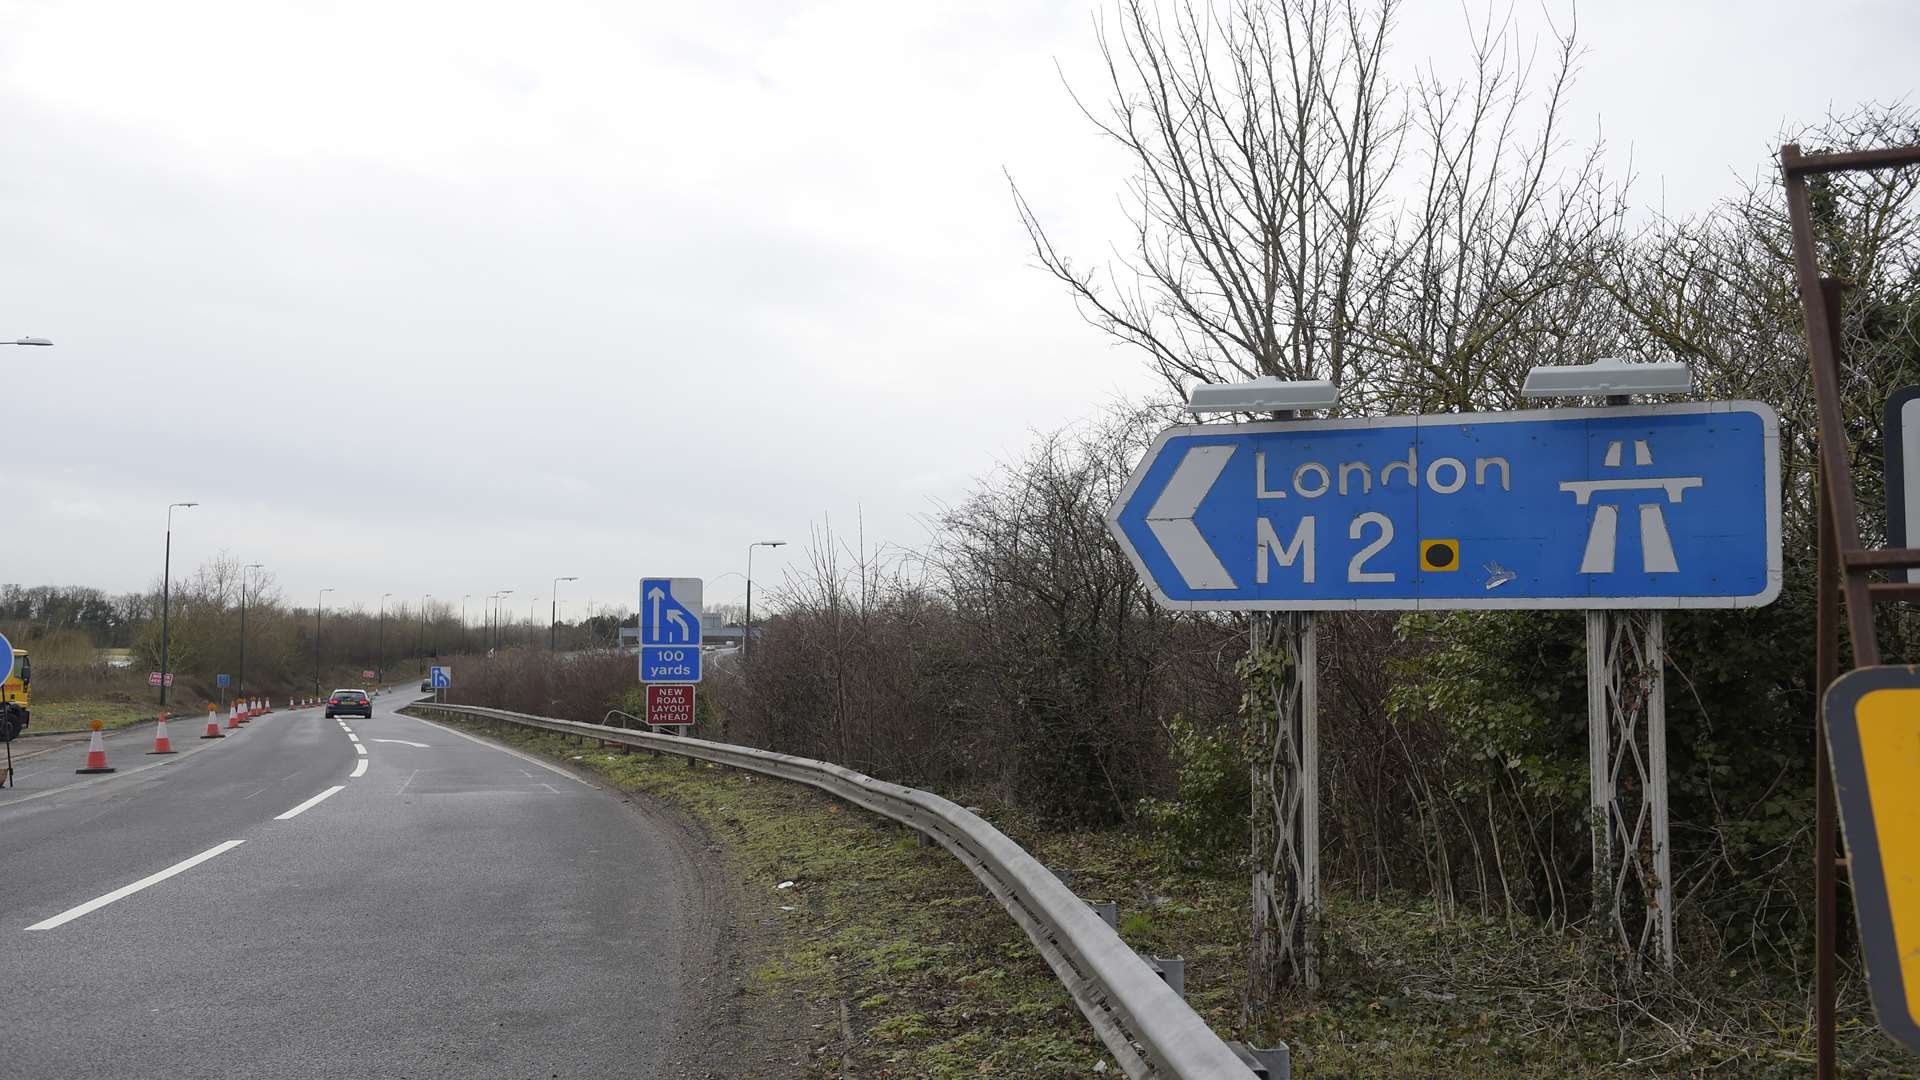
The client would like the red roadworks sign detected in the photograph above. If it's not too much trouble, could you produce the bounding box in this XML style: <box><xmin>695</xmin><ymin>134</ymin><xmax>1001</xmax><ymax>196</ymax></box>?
<box><xmin>646</xmin><ymin>684</ymin><xmax>695</xmax><ymax>726</ymax></box>
<box><xmin>146</xmin><ymin>671</ymin><xmax>174</xmax><ymax>688</ymax></box>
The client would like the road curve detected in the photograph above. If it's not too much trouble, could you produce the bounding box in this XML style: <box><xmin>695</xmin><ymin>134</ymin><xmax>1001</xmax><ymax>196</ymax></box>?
<box><xmin>0</xmin><ymin>691</ymin><xmax>722</xmax><ymax>1078</ymax></box>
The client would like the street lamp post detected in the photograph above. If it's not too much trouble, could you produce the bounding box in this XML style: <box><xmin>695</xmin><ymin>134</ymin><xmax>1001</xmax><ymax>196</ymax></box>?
<box><xmin>419</xmin><ymin>594</ymin><xmax>432</xmax><ymax>674</ymax></box>
<box><xmin>314</xmin><ymin>588</ymin><xmax>334</xmax><ymax>697</ymax></box>
<box><xmin>238</xmin><ymin>562</ymin><xmax>264</xmax><ymax>705</ymax></box>
<box><xmin>490</xmin><ymin>591</ymin><xmax>513</xmax><ymax>652</ymax></box>
<box><xmin>461</xmin><ymin>595</ymin><xmax>471</xmax><ymax>654</ymax></box>
<box><xmin>744</xmin><ymin>540</ymin><xmax>787</xmax><ymax>660</ymax></box>
<box><xmin>158</xmin><ymin>502</ymin><xmax>199</xmax><ymax>707</ymax></box>
<box><xmin>550</xmin><ymin>576</ymin><xmax>578</xmax><ymax>651</ymax></box>
<box><xmin>378</xmin><ymin>593</ymin><xmax>392</xmax><ymax>683</ymax></box>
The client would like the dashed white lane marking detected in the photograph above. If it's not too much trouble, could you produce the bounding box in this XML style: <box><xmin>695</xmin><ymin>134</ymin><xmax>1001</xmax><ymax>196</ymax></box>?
<box><xmin>353</xmin><ymin>744</ymin><xmax>368</xmax><ymax>756</ymax></box>
<box><xmin>346</xmin><ymin>733</ymin><xmax>360</xmax><ymax>743</ymax></box>
<box><xmin>274</xmin><ymin>785</ymin><xmax>345</xmax><ymax>821</ymax></box>
<box><xmin>27</xmin><ymin>840</ymin><xmax>246</xmax><ymax>930</ymax></box>
<box><xmin>404</xmin><ymin>715</ymin><xmax>595</xmax><ymax>787</ymax></box>
<box><xmin>350</xmin><ymin>758</ymin><xmax>368</xmax><ymax>778</ymax></box>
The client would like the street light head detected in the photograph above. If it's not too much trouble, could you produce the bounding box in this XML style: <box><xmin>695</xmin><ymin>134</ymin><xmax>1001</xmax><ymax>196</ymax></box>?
<box><xmin>759</xmin><ymin>540</ymin><xmax>787</xmax><ymax>548</ymax></box>
<box><xmin>1522</xmin><ymin>357</ymin><xmax>1693</xmax><ymax>399</ymax></box>
<box><xmin>1186</xmin><ymin>377</ymin><xmax>1340</xmax><ymax>414</ymax></box>
<box><xmin>8</xmin><ymin>337</ymin><xmax>53</xmax><ymax>346</ymax></box>
<box><xmin>171</xmin><ymin>501</ymin><xmax>199</xmax><ymax>509</ymax></box>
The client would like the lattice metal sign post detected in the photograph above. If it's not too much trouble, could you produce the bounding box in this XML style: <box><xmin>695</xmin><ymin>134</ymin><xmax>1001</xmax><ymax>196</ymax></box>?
<box><xmin>1108</xmin><ymin>395</ymin><xmax>1782</xmax><ymax>998</ymax></box>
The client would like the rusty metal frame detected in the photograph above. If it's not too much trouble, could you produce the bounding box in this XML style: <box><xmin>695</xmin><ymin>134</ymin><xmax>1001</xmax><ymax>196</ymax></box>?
<box><xmin>1779</xmin><ymin>140</ymin><xmax>1920</xmax><ymax>1079</ymax></box>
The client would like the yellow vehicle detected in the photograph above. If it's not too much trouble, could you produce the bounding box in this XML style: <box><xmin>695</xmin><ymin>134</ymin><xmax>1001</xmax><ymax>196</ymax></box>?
<box><xmin>2</xmin><ymin>648</ymin><xmax>29</xmax><ymax>741</ymax></box>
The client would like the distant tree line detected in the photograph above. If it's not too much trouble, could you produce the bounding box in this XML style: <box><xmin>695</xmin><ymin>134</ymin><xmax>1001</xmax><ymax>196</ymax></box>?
<box><xmin>0</xmin><ymin>564</ymin><xmax>635</xmax><ymax>704</ymax></box>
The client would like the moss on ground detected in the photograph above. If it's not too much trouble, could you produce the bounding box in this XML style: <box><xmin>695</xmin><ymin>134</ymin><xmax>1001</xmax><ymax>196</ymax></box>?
<box><xmin>424</xmin><ymin>716</ymin><xmax>1909</xmax><ymax>1079</ymax></box>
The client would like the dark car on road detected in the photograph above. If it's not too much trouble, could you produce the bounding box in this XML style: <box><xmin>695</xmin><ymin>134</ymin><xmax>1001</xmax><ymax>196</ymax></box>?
<box><xmin>325</xmin><ymin>689</ymin><xmax>373</xmax><ymax>719</ymax></box>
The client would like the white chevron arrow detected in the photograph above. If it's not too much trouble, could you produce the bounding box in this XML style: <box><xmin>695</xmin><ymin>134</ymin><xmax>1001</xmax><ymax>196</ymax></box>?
<box><xmin>1146</xmin><ymin>445</ymin><xmax>1236</xmax><ymax>589</ymax></box>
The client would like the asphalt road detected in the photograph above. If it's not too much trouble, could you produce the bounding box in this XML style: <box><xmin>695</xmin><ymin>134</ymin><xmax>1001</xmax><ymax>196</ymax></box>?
<box><xmin>0</xmin><ymin>692</ymin><xmax>720</xmax><ymax>1078</ymax></box>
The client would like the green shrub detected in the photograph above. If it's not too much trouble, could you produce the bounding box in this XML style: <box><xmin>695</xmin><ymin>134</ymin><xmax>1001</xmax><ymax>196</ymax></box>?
<box><xmin>1137</xmin><ymin>715</ymin><xmax>1248</xmax><ymax>873</ymax></box>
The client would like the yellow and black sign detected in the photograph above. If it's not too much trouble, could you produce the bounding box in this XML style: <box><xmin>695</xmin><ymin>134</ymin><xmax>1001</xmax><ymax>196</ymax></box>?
<box><xmin>1824</xmin><ymin>666</ymin><xmax>1920</xmax><ymax>1054</ymax></box>
<box><xmin>1419</xmin><ymin>539</ymin><xmax>1460</xmax><ymax>572</ymax></box>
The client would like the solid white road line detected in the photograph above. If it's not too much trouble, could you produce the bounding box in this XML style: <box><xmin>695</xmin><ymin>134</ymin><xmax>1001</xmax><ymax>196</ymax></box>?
<box><xmin>350</xmin><ymin>758</ymin><xmax>369</xmax><ymax>778</ymax></box>
<box><xmin>405</xmin><ymin>715</ymin><xmax>595</xmax><ymax>787</ymax></box>
<box><xmin>353</xmin><ymin>744</ymin><xmax>368</xmax><ymax>756</ymax></box>
<box><xmin>274</xmin><ymin>785</ymin><xmax>345</xmax><ymax>821</ymax></box>
<box><xmin>27</xmin><ymin>840</ymin><xmax>246</xmax><ymax>930</ymax></box>
<box><xmin>368</xmin><ymin>738</ymin><xmax>429</xmax><ymax>748</ymax></box>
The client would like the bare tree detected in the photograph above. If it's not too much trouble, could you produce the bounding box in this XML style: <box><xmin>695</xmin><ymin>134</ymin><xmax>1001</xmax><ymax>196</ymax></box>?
<box><xmin>1012</xmin><ymin>0</ymin><xmax>1614</xmax><ymax>1006</ymax></box>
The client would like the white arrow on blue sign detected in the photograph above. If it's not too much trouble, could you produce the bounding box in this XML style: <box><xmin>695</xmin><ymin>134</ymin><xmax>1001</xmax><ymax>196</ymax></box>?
<box><xmin>640</xmin><ymin>578</ymin><xmax>703</xmax><ymax>683</ymax></box>
<box><xmin>0</xmin><ymin>630</ymin><xmax>12</xmax><ymax>685</ymax></box>
<box><xmin>1107</xmin><ymin>402</ymin><xmax>1781</xmax><ymax>611</ymax></box>
<box><xmin>430</xmin><ymin>666</ymin><xmax>452</xmax><ymax>689</ymax></box>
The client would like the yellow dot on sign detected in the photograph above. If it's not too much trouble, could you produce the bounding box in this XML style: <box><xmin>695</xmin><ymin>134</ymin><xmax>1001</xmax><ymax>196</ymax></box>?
<box><xmin>89</xmin><ymin>718</ymin><xmax>103</xmax><ymax>731</ymax></box>
<box><xmin>1421</xmin><ymin>539</ymin><xmax>1461</xmax><ymax>572</ymax></box>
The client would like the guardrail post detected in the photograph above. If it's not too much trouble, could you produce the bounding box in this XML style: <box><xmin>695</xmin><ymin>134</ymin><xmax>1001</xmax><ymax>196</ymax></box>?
<box><xmin>1149</xmin><ymin>956</ymin><xmax>1185</xmax><ymax>999</ymax></box>
<box><xmin>1087</xmin><ymin>900</ymin><xmax>1117</xmax><ymax>929</ymax></box>
<box><xmin>1229</xmin><ymin>1041</ymin><xmax>1291</xmax><ymax>1079</ymax></box>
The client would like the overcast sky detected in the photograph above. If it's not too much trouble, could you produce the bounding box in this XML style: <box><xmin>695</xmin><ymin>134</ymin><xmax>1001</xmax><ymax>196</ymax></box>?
<box><xmin>1</xmin><ymin>0</ymin><xmax>1913</xmax><ymax>620</ymax></box>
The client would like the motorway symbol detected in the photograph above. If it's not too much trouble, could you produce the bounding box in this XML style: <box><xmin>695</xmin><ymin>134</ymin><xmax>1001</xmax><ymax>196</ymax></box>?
<box><xmin>0</xmin><ymin>630</ymin><xmax>12</xmax><ymax>685</ymax></box>
<box><xmin>217</xmin><ymin>673</ymin><xmax>230</xmax><ymax>688</ymax></box>
<box><xmin>640</xmin><ymin>646</ymin><xmax>702</xmax><ymax>684</ymax></box>
<box><xmin>646</xmin><ymin>684</ymin><xmax>695</xmax><ymax>726</ymax></box>
<box><xmin>429</xmin><ymin>666</ymin><xmax>452</xmax><ymax>689</ymax></box>
<box><xmin>1107</xmin><ymin>402</ymin><xmax>1781</xmax><ymax>610</ymax></box>
<box><xmin>640</xmin><ymin>578</ymin><xmax>703</xmax><ymax>647</ymax></box>
<box><xmin>1885</xmin><ymin>386</ymin><xmax>1920</xmax><ymax>585</ymax></box>
<box><xmin>1823</xmin><ymin>666</ymin><xmax>1920</xmax><ymax>1053</ymax></box>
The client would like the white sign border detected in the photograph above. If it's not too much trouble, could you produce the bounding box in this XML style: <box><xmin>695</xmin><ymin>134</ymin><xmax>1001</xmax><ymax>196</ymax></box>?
<box><xmin>1105</xmin><ymin>401</ymin><xmax>1783</xmax><ymax>612</ymax></box>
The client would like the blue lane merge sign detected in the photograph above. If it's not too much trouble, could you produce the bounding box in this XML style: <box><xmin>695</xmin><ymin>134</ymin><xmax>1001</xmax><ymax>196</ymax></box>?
<box><xmin>640</xmin><ymin>578</ymin><xmax>703</xmax><ymax>647</ymax></box>
<box><xmin>1107</xmin><ymin>402</ymin><xmax>1781</xmax><ymax>611</ymax></box>
<box><xmin>429</xmin><ymin>666</ymin><xmax>452</xmax><ymax>689</ymax></box>
<box><xmin>641</xmin><ymin>646</ymin><xmax>702</xmax><ymax>684</ymax></box>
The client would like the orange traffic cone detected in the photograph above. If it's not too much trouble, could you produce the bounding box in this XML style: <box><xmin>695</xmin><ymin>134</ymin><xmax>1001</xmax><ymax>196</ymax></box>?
<box><xmin>76</xmin><ymin>720</ymin><xmax>116</xmax><ymax>774</ymax></box>
<box><xmin>148</xmin><ymin>713</ymin><xmax>177</xmax><ymax>755</ymax></box>
<box><xmin>226</xmin><ymin>703</ymin><xmax>242</xmax><ymax>730</ymax></box>
<box><xmin>236</xmin><ymin>699</ymin><xmax>250</xmax><ymax>724</ymax></box>
<box><xmin>203</xmin><ymin>704</ymin><xmax>226</xmax><ymax>739</ymax></box>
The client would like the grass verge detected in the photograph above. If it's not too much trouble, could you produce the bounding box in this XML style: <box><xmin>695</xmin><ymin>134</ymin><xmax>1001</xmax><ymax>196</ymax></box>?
<box><xmin>23</xmin><ymin>699</ymin><xmax>164</xmax><ymax>735</ymax></box>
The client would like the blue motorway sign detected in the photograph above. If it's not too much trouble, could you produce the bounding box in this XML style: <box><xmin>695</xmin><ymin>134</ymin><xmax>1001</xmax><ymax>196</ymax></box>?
<box><xmin>640</xmin><ymin>578</ymin><xmax>703</xmax><ymax>647</ymax></box>
<box><xmin>640</xmin><ymin>645</ymin><xmax>702</xmax><ymax>684</ymax></box>
<box><xmin>1107</xmin><ymin>403</ymin><xmax>1780</xmax><ymax>611</ymax></box>
<box><xmin>429</xmin><ymin>665</ymin><xmax>452</xmax><ymax>689</ymax></box>
<box><xmin>217</xmin><ymin>673</ymin><xmax>231</xmax><ymax>688</ymax></box>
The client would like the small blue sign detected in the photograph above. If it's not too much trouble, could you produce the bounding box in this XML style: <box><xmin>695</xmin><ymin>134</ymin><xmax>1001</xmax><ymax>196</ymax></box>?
<box><xmin>217</xmin><ymin>673</ymin><xmax>231</xmax><ymax>688</ymax></box>
<box><xmin>641</xmin><ymin>646</ymin><xmax>702</xmax><ymax>684</ymax></box>
<box><xmin>0</xmin><ymin>631</ymin><xmax>12</xmax><ymax>686</ymax></box>
<box><xmin>640</xmin><ymin>578</ymin><xmax>703</xmax><ymax>647</ymax></box>
<box><xmin>1108</xmin><ymin>403</ymin><xmax>1781</xmax><ymax>610</ymax></box>
<box><xmin>429</xmin><ymin>666</ymin><xmax>452</xmax><ymax>689</ymax></box>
